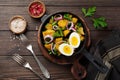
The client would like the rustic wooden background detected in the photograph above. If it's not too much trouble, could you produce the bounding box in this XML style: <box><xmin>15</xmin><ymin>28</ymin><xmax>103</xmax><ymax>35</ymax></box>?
<box><xmin>0</xmin><ymin>0</ymin><xmax>120</xmax><ymax>80</ymax></box>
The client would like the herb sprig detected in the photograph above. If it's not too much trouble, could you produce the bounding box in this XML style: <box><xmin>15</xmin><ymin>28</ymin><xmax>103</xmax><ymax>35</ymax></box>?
<box><xmin>81</xmin><ymin>6</ymin><xmax>108</xmax><ymax>29</ymax></box>
<box><xmin>82</xmin><ymin>7</ymin><xmax>96</xmax><ymax>17</ymax></box>
<box><xmin>92</xmin><ymin>17</ymin><xmax>108</xmax><ymax>28</ymax></box>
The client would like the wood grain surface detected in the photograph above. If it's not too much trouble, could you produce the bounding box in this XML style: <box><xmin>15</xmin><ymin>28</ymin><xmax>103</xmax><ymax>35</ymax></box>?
<box><xmin>0</xmin><ymin>0</ymin><xmax>120</xmax><ymax>80</ymax></box>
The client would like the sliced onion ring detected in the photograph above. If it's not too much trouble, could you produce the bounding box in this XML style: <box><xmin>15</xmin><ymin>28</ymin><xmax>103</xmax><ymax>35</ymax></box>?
<box><xmin>70</xmin><ymin>27</ymin><xmax>76</xmax><ymax>31</ymax></box>
<box><xmin>54</xmin><ymin>14</ymin><xmax>63</xmax><ymax>21</ymax></box>
<box><xmin>51</xmin><ymin>43</ymin><xmax>56</xmax><ymax>55</ymax></box>
<box><xmin>67</xmin><ymin>21</ymin><xmax>76</xmax><ymax>31</ymax></box>
<box><xmin>44</xmin><ymin>35</ymin><xmax>53</xmax><ymax>43</ymax></box>
<box><xmin>53</xmin><ymin>25</ymin><xmax>58</xmax><ymax>30</ymax></box>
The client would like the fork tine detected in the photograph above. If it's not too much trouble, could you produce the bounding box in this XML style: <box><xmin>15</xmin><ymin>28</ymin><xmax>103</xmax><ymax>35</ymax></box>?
<box><xmin>15</xmin><ymin>54</ymin><xmax>23</xmax><ymax>60</ymax></box>
<box><xmin>15</xmin><ymin>55</ymin><xmax>24</xmax><ymax>63</ymax></box>
<box><xmin>12</xmin><ymin>54</ymin><xmax>26</xmax><ymax>66</ymax></box>
<box><xmin>20</xmin><ymin>34</ymin><xmax>28</xmax><ymax>41</ymax></box>
<box><xmin>13</xmin><ymin>55</ymin><xmax>23</xmax><ymax>64</ymax></box>
<box><xmin>20</xmin><ymin>34</ymin><xmax>30</xmax><ymax>46</ymax></box>
<box><xmin>17</xmin><ymin>56</ymin><xmax>26</xmax><ymax>65</ymax></box>
<box><xmin>16</xmin><ymin>55</ymin><xmax>26</xmax><ymax>65</ymax></box>
<box><xmin>12</xmin><ymin>56</ymin><xmax>22</xmax><ymax>65</ymax></box>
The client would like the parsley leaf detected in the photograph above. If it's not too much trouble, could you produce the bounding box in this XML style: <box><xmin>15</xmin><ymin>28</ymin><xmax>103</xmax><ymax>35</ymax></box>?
<box><xmin>81</xmin><ymin>6</ymin><xmax>108</xmax><ymax>29</ymax></box>
<box><xmin>64</xmin><ymin>14</ymin><xmax>72</xmax><ymax>21</ymax></box>
<box><xmin>92</xmin><ymin>17</ymin><xmax>108</xmax><ymax>28</ymax></box>
<box><xmin>82</xmin><ymin>6</ymin><xmax>96</xmax><ymax>17</ymax></box>
<box><xmin>53</xmin><ymin>28</ymin><xmax>63</xmax><ymax>37</ymax></box>
<box><xmin>81</xmin><ymin>8</ymin><xmax>87</xmax><ymax>16</ymax></box>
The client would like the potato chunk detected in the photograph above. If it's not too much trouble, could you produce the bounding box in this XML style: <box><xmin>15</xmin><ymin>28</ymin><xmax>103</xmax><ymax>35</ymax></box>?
<box><xmin>63</xmin><ymin>30</ymin><xmax>70</xmax><ymax>37</ymax></box>
<box><xmin>45</xmin><ymin>23</ymin><xmax>53</xmax><ymax>30</ymax></box>
<box><xmin>78</xmin><ymin>27</ymin><xmax>85</xmax><ymax>35</ymax></box>
<box><xmin>44</xmin><ymin>43</ymin><xmax>52</xmax><ymax>50</ymax></box>
<box><xmin>42</xmin><ymin>30</ymin><xmax>55</xmax><ymax>37</ymax></box>
<box><xmin>58</xmin><ymin>20</ymin><xmax>68</xmax><ymax>28</ymax></box>
<box><xmin>72</xmin><ymin>17</ymin><xmax>78</xmax><ymax>24</ymax></box>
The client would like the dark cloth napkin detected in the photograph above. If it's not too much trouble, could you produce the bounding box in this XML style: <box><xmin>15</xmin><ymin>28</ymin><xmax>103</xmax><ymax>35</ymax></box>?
<box><xmin>85</xmin><ymin>30</ymin><xmax>120</xmax><ymax>80</ymax></box>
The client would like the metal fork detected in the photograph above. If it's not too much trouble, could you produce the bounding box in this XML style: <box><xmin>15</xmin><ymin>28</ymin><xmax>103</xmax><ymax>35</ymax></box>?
<box><xmin>20</xmin><ymin>34</ymin><xmax>50</xmax><ymax>79</ymax></box>
<box><xmin>12</xmin><ymin>53</ymin><xmax>45</xmax><ymax>80</ymax></box>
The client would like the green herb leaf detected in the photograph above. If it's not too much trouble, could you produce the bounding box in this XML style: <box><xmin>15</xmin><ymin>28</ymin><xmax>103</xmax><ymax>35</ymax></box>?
<box><xmin>48</xmin><ymin>50</ymin><xmax>52</xmax><ymax>55</ymax></box>
<box><xmin>92</xmin><ymin>17</ymin><xmax>108</xmax><ymax>28</ymax></box>
<box><xmin>49</xmin><ymin>16</ymin><xmax>54</xmax><ymax>23</ymax></box>
<box><xmin>53</xmin><ymin>31</ymin><xmax>61</xmax><ymax>37</ymax></box>
<box><xmin>64</xmin><ymin>14</ymin><xmax>72</xmax><ymax>20</ymax></box>
<box><xmin>82</xmin><ymin>6</ymin><xmax>96</xmax><ymax>17</ymax></box>
<box><xmin>59</xmin><ymin>28</ymin><xmax>63</xmax><ymax>36</ymax></box>
<box><xmin>77</xmin><ymin>22</ymin><xmax>82</xmax><ymax>27</ymax></box>
<box><xmin>53</xmin><ymin>49</ymin><xmax>58</xmax><ymax>55</ymax></box>
<box><xmin>81</xmin><ymin>8</ymin><xmax>87</xmax><ymax>16</ymax></box>
<box><xmin>52</xmin><ymin>21</ymin><xmax>57</xmax><ymax>26</ymax></box>
<box><xmin>53</xmin><ymin>29</ymin><xmax>63</xmax><ymax>37</ymax></box>
<box><xmin>49</xmin><ymin>51</ymin><xmax>52</xmax><ymax>55</ymax></box>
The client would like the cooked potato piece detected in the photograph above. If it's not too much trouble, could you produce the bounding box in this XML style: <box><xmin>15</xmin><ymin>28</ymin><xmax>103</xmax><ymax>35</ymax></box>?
<box><xmin>57</xmin><ymin>52</ymin><xmax>61</xmax><ymax>56</ymax></box>
<box><xmin>78</xmin><ymin>27</ymin><xmax>85</xmax><ymax>35</ymax></box>
<box><xmin>55</xmin><ymin>38</ymin><xmax>63</xmax><ymax>44</ymax></box>
<box><xmin>42</xmin><ymin>30</ymin><xmax>55</xmax><ymax>37</ymax></box>
<box><xmin>45</xmin><ymin>23</ymin><xmax>53</xmax><ymax>30</ymax></box>
<box><xmin>80</xmin><ymin>35</ymin><xmax>85</xmax><ymax>41</ymax></box>
<box><xmin>63</xmin><ymin>30</ymin><xmax>70</xmax><ymax>37</ymax></box>
<box><xmin>54</xmin><ymin>38</ymin><xmax>63</xmax><ymax>51</ymax></box>
<box><xmin>58</xmin><ymin>20</ymin><xmax>68</xmax><ymax>28</ymax></box>
<box><xmin>44</xmin><ymin>43</ymin><xmax>52</xmax><ymax>50</ymax></box>
<box><xmin>55</xmin><ymin>43</ymin><xmax>60</xmax><ymax>51</ymax></box>
<box><xmin>72</xmin><ymin>17</ymin><xmax>78</xmax><ymax>24</ymax></box>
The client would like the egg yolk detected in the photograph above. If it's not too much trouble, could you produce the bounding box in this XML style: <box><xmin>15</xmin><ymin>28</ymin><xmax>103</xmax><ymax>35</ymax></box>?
<box><xmin>71</xmin><ymin>36</ymin><xmax>78</xmax><ymax>46</ymax></box>
<box><xmin>63</xmin><ymin>45</ymin><xmax>72</xmax><ymax>54</ymax></box>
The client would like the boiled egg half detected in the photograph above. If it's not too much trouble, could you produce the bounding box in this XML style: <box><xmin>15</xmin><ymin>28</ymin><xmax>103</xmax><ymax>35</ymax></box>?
<box><xmin>69</xmin><ymin>32</ymin><xmax>81</xmax><ymax>48</ymax></box>
<box><xmin>58</xmin><ymin>43</ymin><xmax>74</xmax><ymax>56</ymax></box>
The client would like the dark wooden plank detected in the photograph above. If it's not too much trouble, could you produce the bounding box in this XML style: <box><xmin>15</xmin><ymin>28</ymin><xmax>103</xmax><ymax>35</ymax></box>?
<box><xmin>0</xmin><ymin>0</ymin><xmax>120</xmax><ymax>80</ymax></box>
<box><xmin>0</xmin><ymin>30</ymin><xmax>112</xmax><ymax>56</ymax></box>
<box><xmin>0</xmin><ymin>0</ymin><xmax>120</xmax><ymax>7</ymax></box>
<box><xmin>0</xmin><ymin>56</ymin><xmax>74</xmax><ymax>80</ymax></box>
<box><xmin>0</xmin><ymin>31</ymin><xmax>41</xmax><ymax>56</ymax></box>
<box><xmin>0</xmin><ymin>6</ymin><xmax>120</xmax><ymax>30</ymax></box>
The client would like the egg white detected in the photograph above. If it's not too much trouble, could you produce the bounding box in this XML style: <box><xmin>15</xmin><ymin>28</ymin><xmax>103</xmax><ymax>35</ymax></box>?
<box><xmin>69</xmin><ymin>32</ymin><xmax>81</xmax><ymax>48</ymax></box>
<box><xmin>58</xmin><ymin>43</ymin><xmax>74</xmax><ymax>56</ymax></box>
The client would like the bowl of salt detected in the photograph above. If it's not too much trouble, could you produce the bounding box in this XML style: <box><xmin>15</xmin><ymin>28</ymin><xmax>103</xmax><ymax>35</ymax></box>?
<box><xmin>9</xmin><ymin>15</ymin><xmax>27</xmax><ymax>34</ymax></box>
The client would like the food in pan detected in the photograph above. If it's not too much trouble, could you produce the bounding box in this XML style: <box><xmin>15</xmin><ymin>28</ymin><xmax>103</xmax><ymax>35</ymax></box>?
<box><xmin>42</xmin><ymin>13</ymin><xmax>85</xmax><ymax>56</ymax></box>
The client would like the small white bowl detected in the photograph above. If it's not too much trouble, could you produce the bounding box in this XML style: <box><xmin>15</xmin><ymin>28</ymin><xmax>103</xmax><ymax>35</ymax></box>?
<box><xmin>9</xmin><ymin>15</ymin><xmax>27</xmax><ymax>34</ymax></box>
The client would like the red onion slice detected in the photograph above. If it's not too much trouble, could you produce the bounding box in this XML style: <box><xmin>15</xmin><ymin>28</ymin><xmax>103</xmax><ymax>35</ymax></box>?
<box><xmin>67</xmin><ymin>21</ymin><xmax>76</xmax><ymax>31</ymax></box>
<box><xmin>44</xmin><ymin>35</ymin><xmax>53</xmax><ymax>43</ymax></box>
<box><xmin>70</xmin><ymin>27</ymin><xmax>76</xmax><ymax>31</ymax></box>
<box><xmin>51</xmin><ymin>43</ymin><xmax>56</xmax><ymax>55</ymax></box>
<box><xmin>54</xmin><ymin>14</ymin><xmax>63</xmax><ymax>21</ymax></box>
<box><xmin>53</xmin><ymin>25</ymin><xmax>58</xmax><ymax>30</ymax></box>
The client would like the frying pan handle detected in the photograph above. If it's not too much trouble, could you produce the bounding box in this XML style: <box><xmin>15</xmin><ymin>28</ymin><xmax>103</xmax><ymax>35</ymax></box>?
<box><xmin>71</xmin><ymin>60</ymin><xmax>87</xmax><ymax>80</ymax></box>
<box><xmin>41</xmin><ymin>14</ymin><xmax>48</xmax><ymax>23</ymax></box>
<box><xmin>82</xmin><ymin>49</ymin><xmax>109</xmax><ymax>73</ymax></box>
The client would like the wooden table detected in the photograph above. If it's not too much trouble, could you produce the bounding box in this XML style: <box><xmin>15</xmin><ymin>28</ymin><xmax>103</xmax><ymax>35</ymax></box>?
<box><xmin>0</xmin><ymin>0</ymin><xmax>120</xmax><ymax>80</ymax></box>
